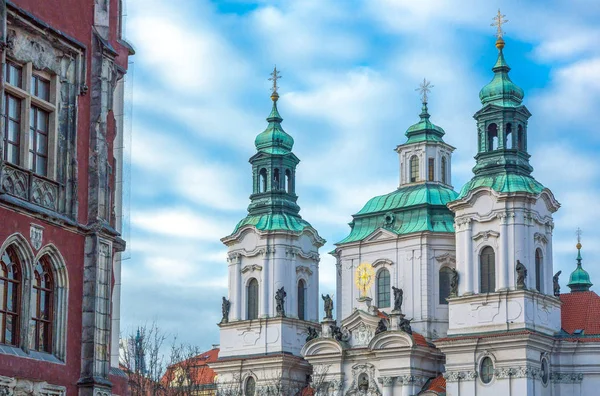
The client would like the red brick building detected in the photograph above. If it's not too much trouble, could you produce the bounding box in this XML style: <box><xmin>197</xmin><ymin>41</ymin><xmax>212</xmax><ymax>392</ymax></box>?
<box><xmin>0</xmin><ymin>0</ymin><xmax>133</xmax><ymax>394</ymax></box>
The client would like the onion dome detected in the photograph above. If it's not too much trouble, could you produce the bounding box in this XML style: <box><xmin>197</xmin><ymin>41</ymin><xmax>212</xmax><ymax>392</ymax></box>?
<box><xmin>478</xmin><ymin>38</ymin><xmax>524</xmax><ymax>107</ymax></box>
<box><xmin>568</xmin><ymin>242</ymin><xmax>593</xmax><ymax>293</ymax></box>
<box><xmin>254</xmin><ymin>91</ymin><xmax>295</xmax><ymax>154</ymax></box>
<box><xmin>405</xmin><ymin>102</ymin><xmax>446</xmax><ymax>144</ymax></box>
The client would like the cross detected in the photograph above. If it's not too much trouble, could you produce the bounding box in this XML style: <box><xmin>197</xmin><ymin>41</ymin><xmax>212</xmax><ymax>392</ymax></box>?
<box><xmin>491</xmin><ymin>9</ymin><xmax>508</xmax><ymax>39</ymax></box>
<box><xmin>576</xmin><ymin>227</ymin><xmax>583</xmax><ymax>244</ymax></box>
<box><xmin>416</xmin><ymin>78</ymin><xmax>433</xmax><ymax>103</ymax></box>
<box><xmin>268</xmin><ymin>66</ymin><xmax>281</xmax><ymax>95</ymax></box>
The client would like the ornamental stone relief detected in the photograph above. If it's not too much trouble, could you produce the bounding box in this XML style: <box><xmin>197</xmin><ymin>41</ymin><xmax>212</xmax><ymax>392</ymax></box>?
<box><xmin>2</xmin><ymin>164</ymin><xmax>28</xmax><ymax>200</ymax></box>
<box><xmin>31</xmin><ymin>176</ymin><xmax>59</xmax><ymax>211</ymax></box>
<box><xmin>352</xmin><ymin>322</ymin><xmax>374</xmax><ymax>347</ymax></box>
<box><xmin>346</xmin><ymin>363</ymin><xmax>381</xmax><ymax>396</ymax></box>
<box><xmin>550</xmin><ymin>372</ymin><xmax>584</xmax><ymax>384</ymax></box>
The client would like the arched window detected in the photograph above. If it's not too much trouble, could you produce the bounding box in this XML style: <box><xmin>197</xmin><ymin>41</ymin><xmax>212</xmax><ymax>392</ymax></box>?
<box><xmin>31</xmin><ymin>257</ymin><xmax>53</xmax><ymax>352</ymax></box>
<box><xmin>439</xmin><ymin>267</ymin><xmax>452</xmax><ymax>305</ymax></box>
<box><xmin>285</xmin><ymin>169</ymin><xmax>292</xmax><ymax>193</ymax></box>
<box><xmin>480</xmin><ymin>357</ymin><xmax>494</xmax><ymax>384</ymax></box>
<box><xmin>480</xmin><ymin>247</ymin><xmax>496</xmax><ymax>293</ymax></box>
<box><xmin>259</xmin><ymin>169</ymin><xmax>267</xmax><ymax>193</ymax></box>
<box><xmin>273</xmin><ymin>169</ymin><xmax>280</xmax><ymax>190</ymax></box>
<box><xmin>428</xmin><ymin>158</ymin><xmax>434</xmax><ymax>181</ymax></box>
<box><xmin>376</xmin><ymin>269</ymin><xmax>390</xmax><ymax>308</ymax></box>
<box><xmin>441</xmin><ymin>157</ymin><xmax>447</xmax><ymax>184</ymax></box>
<box><xmin>247</xmin><ymin>278</ymin><xmax>259</xmax><ymax>320</ymax></box>
<box><xmin>535</xmin><ymin>249</ymin><xmax>542</xmax><ymax>292</ymax></box>
<box><xmin>297</xmin><ymin>279</ymin><xmax>306</xmax><ymax>320</ymax></box>
<box><xmin>487</xmin><ymin>124</ymin><xmax>498</xmax><ymax>151</ymax></box>
<box><xmin>244</xmin><ymin>376</ymin><xmax>256</xmax><ymax>396</ymax></box>
<box><xmin>0</xmin><ymin>247</ymin><xmax>21</xmax><ymax>346</ymax></box>
<box><xmin>505</xmin><ymin>123</ymin><xmax>512</xmax><ymax>149</ymax></box>
<box><xmin>517</xmin><ymin>125</ymin><xmax>524</xmax><ymax>150</ymax></box>
<box><xmin>410</xmin><ymin>155</ymin><xmax>419</xmax><ymax>183</ymax></box>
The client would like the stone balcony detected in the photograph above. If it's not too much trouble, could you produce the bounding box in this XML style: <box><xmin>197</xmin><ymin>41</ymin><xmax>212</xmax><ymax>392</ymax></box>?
<box><xmin>1</xmin><ymin>161</ymin><xmax>61</xmax><ymax>212</ymax></box>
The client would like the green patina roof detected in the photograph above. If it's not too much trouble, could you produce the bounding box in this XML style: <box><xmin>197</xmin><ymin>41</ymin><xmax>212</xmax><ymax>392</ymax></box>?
<box><xmin>479</xmin><ymin>39</ymin><xmax>524</xmax><ymax>107</ymax></box>
<box><xmin>337</xmin><ymin>184</ymin><xmax>458</xmax><ymax>245</ymax></box>
<box><xmin>254</xmin><ymin>101</ymin><xmax>294</xmax><ymax>154</ymax></box>
<box><xmin>405</xmin><ymin>102</ymin><xmax>446</xmax><ymax>144</ymax></box>
<box><xmin>231</xmin><ymin>212</ymin><xmax>313</xmax><ymax>235</ymax></box>
<box><xmin>568</xmin><ymin>245</ymin><xmax>593</xmax><ymax>292</ymax></box>
<box><xmin>457</xmin><ymin>172</ymin><xmax>545</xmax><ymax>199</ymax></box>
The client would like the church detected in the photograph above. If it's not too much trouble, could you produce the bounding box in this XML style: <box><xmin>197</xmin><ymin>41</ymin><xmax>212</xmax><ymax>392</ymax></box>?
<box><xmin>210</xmin><ymin>13</ymin><xmax>600</xmax><ymax>396</ymax></box>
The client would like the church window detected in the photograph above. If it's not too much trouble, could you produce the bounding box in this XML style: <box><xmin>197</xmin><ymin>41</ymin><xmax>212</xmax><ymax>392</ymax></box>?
<box><xmin>0</xmin><ymin>247</ymin><xmax>21</xmax><ymax>346</ymax></box>
<box><xmin>410</xmin><ymin>155</ymin><xmax>419</xmax><ymax>183</ymax></box>
<box><xmin>480</xmin><ymin>247</ymin><xmax>496</xmax><ymax>293</ymax></box>
<box><xmin>541</xmin><ymin>358</ymin><xmax>549</xmax><ymax>385</ymax></box>
<box><xmin>273</xmin><ymin>169</ymin><xmax>280</xmax><ymax>190</ymax></box>
<box><xmin>30</xmin><ymin>257</ymin><xmax>53</xmax><ymax>352</ymax></box>
<box><xmin>259</xmin><ymin>169</ymin><xmax>267</xmax><ymax>193</ymax></box>
<box><xmin>244</xmin><ymin>376</ymin><xmax>256</xmax><ymax>396</ymax></box>
<box><xmin>376</xmin><ymin>269</ymin><xmax>390</xmax><ymax>308</ymax></box>
<box><xmin>439</xmin><ymin>267</ymin><xmax>452</xmax><ymax>305</ymax></box>
<box><xmin>535</xmin><ymin>249</ymin><xmax>542</xmax><ymax>292</ymax></box>
<box><xmin>487</xmin><ymin>124</ymin><xmax>498</xmax><ymax>151</ymax></box>
<box><xmin>247</xmin><ymin>278</ymin><xmax>259</xmax><ymax>320</ymax></box>
<box><xmin>297</xmin><ymin>279</ymin><xmax>306</xmax><ymax>320</ymax></box>
<box><xmin>505</xmin><ymin>123</ymin><xmax>512</xmax><ymax>149</ymax></box>
<box><xmin>428</xmin><ymin>158</ymin><xmax>434</xmax><ymax>181</ymax></box>
<box><xmin>480</xmin><ymin>357</ymin><xmax>494</xmax><ymax>384</ymax></box>
<box><xmin>285</xmin><ymin>169</ymin><xmax>292</xmax><ymax>193</ymax></box>
<box><xmin>441</xmin><ymin>157</ymin><xmax>447</xmax><ymax>184</ymax></box>
<box><xmin>4</xmin><ymin>93</ymin><xmax>21</xmax><ymax>165</ymax></box>
<box><xmin>517</xmin><ymin>125</ymin><xmax>524</xmax><ymax>150</ymax></box>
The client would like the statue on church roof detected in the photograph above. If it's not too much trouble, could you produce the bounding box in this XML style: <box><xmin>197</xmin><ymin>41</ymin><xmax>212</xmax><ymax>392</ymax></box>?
<box><xmin>275</xmin><ymin>287</ymin><xmax>287</xmax><ymax>317</ymax></box>
<box><xmin>399</xmin><ymin>316</ymin><xmax>412</xmax><ymax>335</ymax></box>
<box><xmin>375</xmin><ymin>318</ymin><xmax>388</xmax><ymax>335</ymax></box>
<box><xmin>221</xmin><ymin>297</ymin><xmax>231</xmax><ymax>324</ymax></box>
<box><xmin>306</xmin><ymin>326</ymin><xmax>319</xmax><ymax>342</ymax></box>
<box><xmin>392</xmin><ymin>286</ymin><xmax>403</xmax><ymax>312</ymax></box>
<box><xmin>450</xmin><ymin>267</ymin><xmax>459</xmax><ymax>297</ymax></box>
<box><xmin>322</xmin><ymin>294</ymin><xmax>334</xmax><ymax>320</ymax></box>
<box><xmin>516</xmin><ymin>260</ymin><xmax>528</xmax><ymax>290</ymax></box>
<box><xmin>553</xmin><ymin>271</ymin><xmax>562</xmax><ymax>297</ymax></box>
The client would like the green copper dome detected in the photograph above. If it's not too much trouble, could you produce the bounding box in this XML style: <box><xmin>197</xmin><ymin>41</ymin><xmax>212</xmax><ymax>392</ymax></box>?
<box><xmin>254</xmin><ymin>99</ymin><xmax>295</xmax><ymax>154</ymax></box>
<box><xmin>568</xmin><ymin>244</ymin><xmax>593</xmax><ymax>292</ymax></box>
<box><xmin>479</xmin><ymin>39</ymin><xmax>524</xmax><ymax>107</ymax></box>
<box><xmin>405</xmin><ymin>102</ymin><xmax>446</xmax><ymax>144</ymax></box>
<box><xmin>457</xmin><ymin>172</ymin><xmax>545</xmax><ymax>199</ymax></box>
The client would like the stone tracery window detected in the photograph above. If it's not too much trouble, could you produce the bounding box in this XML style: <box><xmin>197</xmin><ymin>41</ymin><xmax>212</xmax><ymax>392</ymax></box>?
<box><xmin>30</xmin><ymin>257</ymin><xmax>53</xmax><ymax>353</ymax></box>
<box><xmin>376</xmin><ymin>269</ymin><xmax>390</xmax><ymax>308</ymax></box>
<box><xmin>0</xmin><ymin>247</ymin><xmax>21</xmax><ymax>346</ymax></box>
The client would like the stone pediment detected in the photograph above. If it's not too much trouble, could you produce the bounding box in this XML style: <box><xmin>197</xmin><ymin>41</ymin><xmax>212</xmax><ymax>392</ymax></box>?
<box><xmin>364</xmin><ymin>228</ymin><xmax>397</xmax><ymax>243</ymax></box>
<box><xmin>342</xmin><ymin>309</ymin><xmax>381</xmax><ymax>348</ymax></box>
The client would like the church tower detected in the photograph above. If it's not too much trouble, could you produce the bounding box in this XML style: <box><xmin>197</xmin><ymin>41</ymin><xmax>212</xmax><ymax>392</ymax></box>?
<box><xmin>211</xmin><ymin>68</ymin><xmax>325</xmax><ymax>395</ymax></box>
<box><xmin>438</xmin><ymin>12</ymin><xmax>562</xmax><ymax>396</ymax></box>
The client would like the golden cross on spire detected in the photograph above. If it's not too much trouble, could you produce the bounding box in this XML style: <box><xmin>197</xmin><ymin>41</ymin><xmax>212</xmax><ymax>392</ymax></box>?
<box><xmin>269</xmin><ymin>65</ymin><xmax>281</xmax><ymax>96</ymax></box>
<box><xmin>491</xmin><ymin>9</ymin><xmax>508</xmax><ymax>39</ymax></box>
<box><xmin>416</xmin><ymin>78</ymin><xmax>434</xmax><ymax>103</ymax></box>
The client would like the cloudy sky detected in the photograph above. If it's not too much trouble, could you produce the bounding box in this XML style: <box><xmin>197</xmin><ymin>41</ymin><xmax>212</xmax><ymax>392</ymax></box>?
<box><xmin>120</xmin><ymin>0</ymin><xmax>600</xmax><ymax>352</ymax></box>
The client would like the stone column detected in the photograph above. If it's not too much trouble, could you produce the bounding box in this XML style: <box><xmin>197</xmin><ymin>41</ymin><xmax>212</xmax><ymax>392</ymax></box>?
<box><xmin>464</xmin><ymin>219</ymin><xmax>474</xmax><ymax>294</ymax></box>
<box><xmin>379</xmin><ymin>377</ymin><xmax>395</xmax><ymax>396</ymax></box>
<box><xmin>499</xmin><ymin>213</ymin><xmax>509</xmax><ymax>290</ymax></box>
<box><xmin>231</xmin><ymin>254</ymin><xmax>241</xmax><ymax>321</ymax></box>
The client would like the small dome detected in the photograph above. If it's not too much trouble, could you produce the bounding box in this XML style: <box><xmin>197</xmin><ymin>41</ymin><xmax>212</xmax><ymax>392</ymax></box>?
<box><xmin>405</xmin><ymin>103</ymin><xmax>445</xmax><ymax>144</ymax></box>
<box><xmin>254</xmin><ymin>101</ymin><xmax>294</xmax><ymax>154</ymax></box>
<box><xmin>567</xmin><ymin>245</ymin><xmax>593</xmax><ymax>292</ymax></box>
<box><xmin>479</xmin><ymin>49</ymin><xmax>524</xmax><ymax>107</ymax></box>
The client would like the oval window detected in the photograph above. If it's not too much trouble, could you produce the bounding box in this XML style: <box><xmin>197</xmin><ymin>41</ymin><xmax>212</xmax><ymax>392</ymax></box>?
<box><xmin>541</xmin><ymin>359</ymin><xmax>549</xmax><ymax>385</ymax></box>
<box><xmin>480</xmin><ymin>357</ymin><xmax>494</xmax><ymax>384</ymax></box>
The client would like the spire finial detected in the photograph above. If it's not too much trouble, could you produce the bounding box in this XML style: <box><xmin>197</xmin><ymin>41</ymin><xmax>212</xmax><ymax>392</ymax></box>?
<box><xmin>576</xmin><ymin>227</ymin><xmax>583</xmax><ymax>251</ymax></box>
<box><xmin>416</xmin><ymin>78</ymin><xmax>434</xmax><ymax>104</ymax></box>
<box><xmin>269</xmin><ymin>65</ymin><xmax>281</xmax><ymax>102</ymax></box>
<box><xmin>491</xmin><ymin>9</ymin><xmax>508</xmax><ymax>50</ymax></box>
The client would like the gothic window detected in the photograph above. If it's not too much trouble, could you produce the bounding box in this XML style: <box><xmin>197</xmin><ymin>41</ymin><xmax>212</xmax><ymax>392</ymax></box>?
<box><xmin>535</xmin><ymin>249</ymin><xmax>542</xmax><ymax>292</ymax></box>
<box><xmin>376</xmin><ymin>269</ymin><xmax>390</xmax><ymax>308</ymax></box>
<box><xmin>517</xmin><ymin>125</ymin><xmax>524</xmax><ymax>150</ymax></box>
<box><xmin>247</xmin><ymin>278</ymin><xmax>259</xmax><ymax>320</ymax></box>
<box><xmin>285</xmin><ymin>169</ymin><xmax>292</xmax><ymax>193</ymax></box>
<box><xmin>29</xmin><ymin>105</ymin><xmax>50</xmax><ymax>176</ymax></box>
<box><xmin>273</xmin><ymin>169</ymin><xmax>280</xmax><ymax>190</ymax></box>
<box><xmin>441</xmin><ymin>157</ymin><xmax>447</xmax><ymax>184</ymax></box>
<box><xmin>428</xmin><ymin>158</ymin><xmax>434</xmax><ymax>181</ymax></box>
<box><xmin>410</xmin><ymin>155</ymin><xmax>419</xmax><ymax>183</ymax></box>
<box><xmin>480</xmin><ymin>246</ymin><xmax>496</xmax><ymax>293</ymax></box>
<box><xmin>505</xmin><ymin>123</ymin><xmax>512</xmax><ymax>149</ymax></box>
<box><xmin>4</xmin><ymin>93</ymin><xmax>21</xmax><ymax>165</ymax></box>
<box><xmin>30</xmin><ymin>258</ymin><xmax>53</xmax><ymax>352</ymax></box>
<box><xmin>297</xmin><ymin>279</ymin><xmax>306</xmax><ymax>320</ymax></box>
<box><xmin>439</xmin><ymin>267</ymin><xmax>452</xmax><ymax>305</ymax></box>
<box><xmin>0</xmin><ymin>247</ymin><xmax>21</xmax><ymax>346</ymax></box>
<box><xmin>487</xmin><ymin>124</ymin><xmax>498</xmax><ymax>151</ymax></box>
<box><xmin>244</xmin><ymin>376</ymin><xmax>256</xmax><ymax>396</ymax></box>
<box><xmin>259</xmin><ymin>169</ymin><xmax>267</xmax><ymax>193</ymax></box>
<box><xmin>480</xmin><ymin>357</ymin><xmax>494</xmax><ymax>384</ymax></box>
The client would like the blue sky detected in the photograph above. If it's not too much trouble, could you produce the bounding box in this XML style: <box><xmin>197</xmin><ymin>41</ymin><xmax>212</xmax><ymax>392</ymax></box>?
<box><xmin>120</xmin><ymin>0</ymin><xmax>600</xmax><ymax>352</ymax></box>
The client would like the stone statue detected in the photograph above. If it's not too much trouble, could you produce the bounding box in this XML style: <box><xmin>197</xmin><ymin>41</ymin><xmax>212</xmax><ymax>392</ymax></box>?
<box><xmin>322</xmin><ymin>294</ymin><xmax>334</xmax><ymax>319</ymax></box>
<box><xmin>450</xmin><ymin>267</ymin><xmax>459</xmax><ymax>297</ymax></box>
<box><xmin>375</xmin><ymin>318</ymin><xmax>388</xmax><ymax>335</ymax></box>
<box><xmin>399</xmin><ymin>317</ymin><xmax>412</xmax><ymax>334</ymax></box>
<box><xmin>392</xmin><ymin>286</ymin><xmax>403</xmax><ymax>312</ymax></box>
<box><xmin>221</xmin><ymin>297</ymin><xmax>231</xmax><ymax>324</ymax></box>
<box><xmin>358</xmin><ymin>374</ymin><xmax>369</xmax><ymax>391</ymax></box>
<box><xmin>306</xmin><ymin>326</ymin><xmax>319</xmax><ymax>342</ymax></box>
<box><xmin>553</xmin><ymin>271</ymin><xmax>562</xmax><ymax>297</ymax></box>
<box><xmin>516</xmin><ymin>260</ymin><xmax>527</xmax><ymax>289</ymax></box>
<box><xmin>275</xmin><ymin>287</ymin><xmax>286</xmax><ymax>317</ymax></box>
<box><xmin>330</xmin><ymin>325</ymin><xmax>343</xmax><ymax>342</ymax></box>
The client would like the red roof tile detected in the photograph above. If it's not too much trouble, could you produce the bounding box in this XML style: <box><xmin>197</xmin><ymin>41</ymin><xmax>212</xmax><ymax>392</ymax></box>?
<box><xmin>421</xmin><ymin>374</ymin><xmax>446</xmax><ymax>394</ymax></box>
<box><xmin>161</xmin><ymin>348</ymin><xmax>219</xmax><ymax>387</ymax></box>
<box><xmin>560</xmin><ymin>291</ymin><xmax>600</xmax><ymax>336</ymax></box>
<box><xmin>412</xmin><ymin>332</ymin><xmax>430</xmax><ymax>347</ymax></box>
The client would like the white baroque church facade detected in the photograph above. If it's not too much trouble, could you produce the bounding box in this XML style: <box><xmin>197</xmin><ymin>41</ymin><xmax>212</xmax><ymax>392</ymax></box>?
<box><xmin>210</xmin><ymin>32</ymin><xmax>600</xmax><ymax>396</ymax></box>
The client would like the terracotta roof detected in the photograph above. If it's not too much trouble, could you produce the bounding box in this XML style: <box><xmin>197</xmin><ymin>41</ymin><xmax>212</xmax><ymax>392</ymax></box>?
<box><xmin>560</xmin><ymin>291</ymin><xmax>600</xmax><ymax>336</ymax></box>
<box><xmin>161</xmin><ymin>348</ymin><xmax>219</xmax><ymax>387</ymax></box>
<box><xmin>412</xmin><ymin>332</ymin><xmax>430</xmax><ymax>347</ymax></box>
<box><xmin>420</xmin><ymin>374</ymin><xmax>446</xmax><ymax>394</ymax></box>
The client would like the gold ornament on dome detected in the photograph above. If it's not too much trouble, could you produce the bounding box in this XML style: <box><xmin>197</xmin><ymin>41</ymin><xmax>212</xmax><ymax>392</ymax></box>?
<box><xmin>355</xmin><ymin>262</ymin><xmax>375</xmax><ymax>297</ymax></box>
